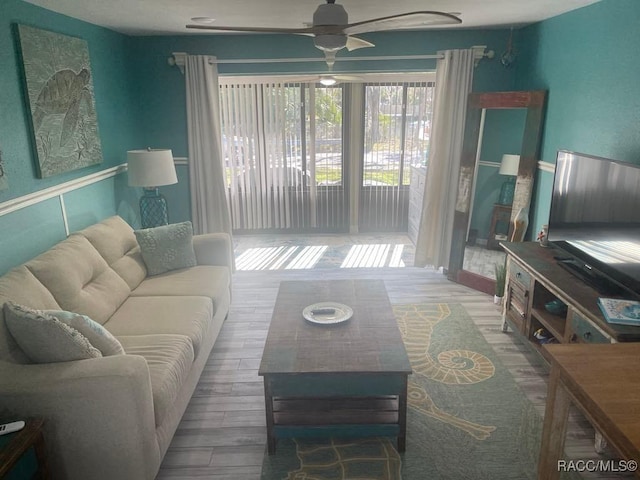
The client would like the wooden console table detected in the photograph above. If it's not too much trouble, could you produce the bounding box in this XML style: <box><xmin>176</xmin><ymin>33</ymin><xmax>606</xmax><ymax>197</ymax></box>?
<box><xmin>500</xmin><ymin>242</ymin><xmax>640</xmax><ymax>356</ymax></box>
<box><xmin>538</xmin><ymin>343</ymin><xmax>640</xmax><ymax>479</ymax></box>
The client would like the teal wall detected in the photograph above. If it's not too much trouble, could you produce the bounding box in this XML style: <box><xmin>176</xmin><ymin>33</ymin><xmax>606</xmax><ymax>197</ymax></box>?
<box><xmin>515</xmin><ymin>0</ymin><xmax>640</xmax><ymax>236</ymax></box>
<box><xmin>0</xmin><ymin>0</ymin><xmax>141</xmax><ymax>274</ymax></box>
<box><xmin>0</xmin><ymin>0</ymin><xmax>140</xmax><ymax>200</ymax></box>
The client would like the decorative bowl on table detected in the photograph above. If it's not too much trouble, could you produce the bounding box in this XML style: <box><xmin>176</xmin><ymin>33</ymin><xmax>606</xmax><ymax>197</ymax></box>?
<box><xmin>302</xmin><ymin>302</ymin><xmax>353</xmax><ymax>325</ymax></box>
<box><xmin>544</xmin><ymin>299</ymin><xmax>567</xmax><ymax>316</ymax></box>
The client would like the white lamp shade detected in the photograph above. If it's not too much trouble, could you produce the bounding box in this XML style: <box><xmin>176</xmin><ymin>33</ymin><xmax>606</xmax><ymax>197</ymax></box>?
<box><xmin>127</xmin><ymin>149</ymin><xmax>178</xmax><ymax>187</ymax></box>
<box><xmin>499</xmin><ymin>154</ymin><xmax>520</xmax><ymax>176</ymax></box>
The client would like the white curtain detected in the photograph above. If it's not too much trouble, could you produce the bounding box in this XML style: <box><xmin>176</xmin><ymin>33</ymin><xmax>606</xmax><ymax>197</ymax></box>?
<box><xmin>184</xmin><ymin>55</ymin><xmax>232</xmax><ymax>236</ymax></box>
<box><xmin>414</xmin><ymin>49</ymin><xmax>475</xmax><ymax>269</ymax></box>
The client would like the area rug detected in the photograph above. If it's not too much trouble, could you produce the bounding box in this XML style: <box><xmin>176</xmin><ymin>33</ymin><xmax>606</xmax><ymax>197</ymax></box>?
<box><xmin>261</xmin><ymin>303</ymin><xmax>550</xmax><ymax>480</ymax></box>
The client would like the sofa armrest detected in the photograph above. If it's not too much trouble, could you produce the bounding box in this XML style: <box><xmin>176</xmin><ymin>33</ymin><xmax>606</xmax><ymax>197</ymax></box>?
<box><xmin>0</xmin><ymin>355</ymin><xmax>160</xmax><ymax>480</ymax></box>
<box><xmin>193</xmin><ymin>232</ymin><xmax>235</xmax><ymax>272</ymax></box>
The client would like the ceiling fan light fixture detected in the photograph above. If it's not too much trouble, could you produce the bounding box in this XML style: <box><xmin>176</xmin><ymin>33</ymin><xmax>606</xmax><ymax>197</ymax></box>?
<box><xmin>319</xmin><ymin>77</ymin><xmax>337</xmax><ymax>86</ymax></box>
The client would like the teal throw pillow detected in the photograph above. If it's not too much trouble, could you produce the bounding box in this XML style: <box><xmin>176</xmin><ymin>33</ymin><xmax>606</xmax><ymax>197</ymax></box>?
<box><xmin>134</xmin><ymin>221</ymin><xmax>197</xmax><ymax>276</ymax></box>
<box><xmin>43</xmin><ymin>310</ymin><xmax>124</xmax><ymax>356</ymax></box>
<box><xmin>3</xmin><ymin>302</ymin><xmax>102</xmax><ymax>363</ymax></box>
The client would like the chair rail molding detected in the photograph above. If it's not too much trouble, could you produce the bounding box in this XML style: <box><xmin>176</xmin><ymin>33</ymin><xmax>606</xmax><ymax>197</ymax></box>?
<box><xmin>538</xmin><ymin>160</ymin><xmax>555</xmax><ymax>173</ymax></box>
<box><xmin>0</xmin><ymin>164</ymin><xmax>126</xmax><ymax>219</ymax></box>
<box><xmin>0</xmin><ymin>157</ymin><xmax>187</xmax><ymax>237</ymax></box>
<box><xmin>0</xmin><ymin>157</ymin><xmax>189</xmax><ymax>219</ymax></box>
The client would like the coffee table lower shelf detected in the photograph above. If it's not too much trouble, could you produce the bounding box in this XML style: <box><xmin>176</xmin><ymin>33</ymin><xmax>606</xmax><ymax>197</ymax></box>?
<box><xmin>262</xmin><ymin>373</ymin><xmax>408</xmax><ymax>454</ymax></box>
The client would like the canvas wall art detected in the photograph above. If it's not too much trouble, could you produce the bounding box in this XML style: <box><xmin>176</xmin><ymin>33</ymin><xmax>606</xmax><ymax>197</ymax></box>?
<box><xmin>17</xmin><ymin>25</ymin><xmax>103</xmax><ymax>178</ymax></box>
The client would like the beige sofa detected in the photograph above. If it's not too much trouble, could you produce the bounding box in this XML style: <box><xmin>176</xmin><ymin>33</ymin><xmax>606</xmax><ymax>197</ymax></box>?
<box><xmin>0</xmin><ymin>216</ymin><xmax>233</xmax><ymax>480</ymax></box>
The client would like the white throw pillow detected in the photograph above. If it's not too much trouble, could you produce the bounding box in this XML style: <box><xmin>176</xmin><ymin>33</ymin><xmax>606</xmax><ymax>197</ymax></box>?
<box><xmin>43</xmin><ymin>309</ymin><xmax>124</xmax><ymax>356</ymax></box>
<box><xmin>134</xmin><ymin>221</ymin><xmax>197</xmax><ymax>275</ymax></box>
<box><xmin>3</xmin><ymin>302</ymin><xmax>102</xmax><ymax>363</ymax></box>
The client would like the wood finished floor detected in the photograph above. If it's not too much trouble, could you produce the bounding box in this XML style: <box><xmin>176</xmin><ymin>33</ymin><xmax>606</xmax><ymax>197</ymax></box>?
<box><xmin>156</xmin><ymin>248</ymin><xmax>628</xmax><ymax>479</ymax></box>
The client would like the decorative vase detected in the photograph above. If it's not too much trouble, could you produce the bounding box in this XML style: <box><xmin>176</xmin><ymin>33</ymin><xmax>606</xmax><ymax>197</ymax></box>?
<box><xmin>511</xmin><ymin>207</ymin><xmax>529</xmax><ymax>242</ymax></box>
<box><xmin>493</xmin><ymin>295</ymin><xmax>503</xmax><ymax>305</ymax></box>
<box><xmin>538</xmin><ymin>224</ymin><xmax>549</xmax><ymax>247</ymax></box>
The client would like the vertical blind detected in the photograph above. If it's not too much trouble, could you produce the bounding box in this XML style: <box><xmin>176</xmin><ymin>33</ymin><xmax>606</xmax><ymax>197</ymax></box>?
<box><xmin>219</xmin><ymin>80</ymin><xmax>345</xmax><ymax>232</ymax></box>
<box><xmin>218</xmin><ymin>75</ymin><xmax>434</xmax><ymax>233</ymax></box>
<box><xmin>360</xmin><ymin>80</ymin><xmax>435</xmax><ymax>231</ymax></box>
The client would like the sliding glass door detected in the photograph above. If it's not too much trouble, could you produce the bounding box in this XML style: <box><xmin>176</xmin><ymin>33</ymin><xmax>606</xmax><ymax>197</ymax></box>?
<box><xmin>219</xmin><ymin>81</ymin><xmax>346</xmax><ymax>233</ymax></box>
<box><xmin>218</xmin><ymin>75</ymin><xmax>434</xmax><ymax>234</ymax></box>
<box><xmin>360</xmin><ymin>81</ymin><xmax>434</xmax><ymax>231</ymax></box>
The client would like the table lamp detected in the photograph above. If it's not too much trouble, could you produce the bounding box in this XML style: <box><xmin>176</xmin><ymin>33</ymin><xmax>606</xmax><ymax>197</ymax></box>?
<box><xmin>127</xmin><ymin>148</ymin><xmax>178</xmax><ymax>228</ymax></box>
<box><xmin>498</xmin><ymin>154</ymin><xmax>520</xmax><ymax>205</ymax></box>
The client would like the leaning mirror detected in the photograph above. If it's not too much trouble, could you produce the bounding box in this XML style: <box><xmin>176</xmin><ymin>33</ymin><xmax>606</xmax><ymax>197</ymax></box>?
<box><xmin>448</xmin><ymin>91</ymin><xmax>547</xmax><ymax>294</ymax></box>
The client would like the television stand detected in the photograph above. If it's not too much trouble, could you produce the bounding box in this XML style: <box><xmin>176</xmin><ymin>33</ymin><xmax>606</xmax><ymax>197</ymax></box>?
<box><xmin>500</xmin><ymin>242</ymin><xmax>640</xmax><ymax>358</ymax></box>
<box><xmin>556</xmin><ymin>258</ymin><xmax>625</xmax><ymax>296</ymax></box>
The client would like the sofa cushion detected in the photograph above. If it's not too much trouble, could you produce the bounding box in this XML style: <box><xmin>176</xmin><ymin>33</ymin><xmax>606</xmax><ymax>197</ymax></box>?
<box><xmin>4</xmin><ymin>302</ymin><xmax>102</xmax><ymax>363</ymax></box>
<box><xmin>75</xmin><ymin>216</ymin><xmax>147</xmax><ymax>290</ymax></box>
<box><xmin>43</xmin><ymin>310</ymin><xmax>125</xmax><ymax>356</ymax></box>
<box><xmin>0</xmin><ymin>266</ymin><xmax>61</xmax><ymax>363</ymax></box>
<box><xmin>104</xmin><ymin>296</ymin><xmax>213</xmax><ymax>356</ymax></box>
<box><xmin>131</xmin><ymin>266</ymin><xmax>230</xmax><ymax>311</ymax></box>
<box><xmin>25</xmin><ymin>235</ymin><xmax>130</xmax><ymax>325</ymax></box>
<box><xmin>134</xmin><ymin>222</ymin><xmax>197</xmax><ymax>276</ymax></box>
<box><xmin>117</xmin><ymin>334</ymin><xmax>194</xmax><ymax>427</ymax></box>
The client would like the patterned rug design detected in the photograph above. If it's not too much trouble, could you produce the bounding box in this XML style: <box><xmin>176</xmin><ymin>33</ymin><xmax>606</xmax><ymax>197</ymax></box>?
<box><xmin>396</xmin><ymin>304</ymin><xmax>497</xmax><ymax>441</ymax></box>
<box><xmin>261</xmin><ymin>303</ymin><xmax>547</xmax><ymax>480</ymax></box>
<box><xmin>284</xmin><ymin>437</ymin><xmax>401</xmax><ymax>480</ymax></box>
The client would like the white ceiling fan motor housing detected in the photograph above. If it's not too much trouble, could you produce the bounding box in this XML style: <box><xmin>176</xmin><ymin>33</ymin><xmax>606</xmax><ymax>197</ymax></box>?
<box><xmin>313</xmin><ymin>3</ymin><xmax>348</xmax><ymax>26</ymax></box>
<box><xmin>313</xmin><ymin>2</ymin><xmax>349</xmax><ymax>52</ymax></box>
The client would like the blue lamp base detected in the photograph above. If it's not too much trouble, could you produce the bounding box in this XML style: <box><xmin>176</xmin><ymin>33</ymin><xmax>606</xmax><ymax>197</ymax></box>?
<box><xmin>498</xmin><ymin>177</ymin><xmax>516</xmax><ymax>205</ymax></box>
<box><xmin>139</xmin><ymin>187</ymin><xmax>169</xmax><ymax>229</ymax></box>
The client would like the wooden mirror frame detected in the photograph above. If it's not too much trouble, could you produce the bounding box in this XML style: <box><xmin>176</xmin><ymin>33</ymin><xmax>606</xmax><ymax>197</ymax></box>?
<box><xmin>447</xmin><ymin>90</ymin><xmax>547</xmax><ymax>289</ymax></box>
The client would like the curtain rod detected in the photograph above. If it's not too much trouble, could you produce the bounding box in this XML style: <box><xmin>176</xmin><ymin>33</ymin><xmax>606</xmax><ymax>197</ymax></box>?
<box><xmin>168</xmin><ymin>46</ymin><xmax>493</xmax><ymax>73</ymax></box>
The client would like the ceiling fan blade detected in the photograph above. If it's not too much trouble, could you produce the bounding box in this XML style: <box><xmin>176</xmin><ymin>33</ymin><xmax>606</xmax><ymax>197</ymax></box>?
<box><xmin>345</xmin><ymin>36</ymin><xmax>375</xmax><ymax>51</ymax></box>
<box><xmin>186</xmin><ymin>24</ymin><xmax>314</xmax><ymax>34</ymax></box>
<box><xmin>344</xmin><ymin>11</ymin><xmax>461</xmax><ymax>35</ymax></box>
<box><xmin>334</xmin><ymin>74</ymin><xmax>365</xmax><ymax>82</ymax></box>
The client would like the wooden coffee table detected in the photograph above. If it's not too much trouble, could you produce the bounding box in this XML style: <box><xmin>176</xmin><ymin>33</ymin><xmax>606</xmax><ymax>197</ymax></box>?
<box><xmin>259</xmin><ymin>279</ymin><xmax>412</xmax><ymax>454</ymax></box>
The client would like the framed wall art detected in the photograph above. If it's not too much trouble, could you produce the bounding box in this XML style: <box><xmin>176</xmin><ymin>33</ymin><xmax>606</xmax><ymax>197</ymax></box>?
<box><xmin>16</xmin><ymin>25</ymin><xmax>103</xmax><ymax>178</ymax></box>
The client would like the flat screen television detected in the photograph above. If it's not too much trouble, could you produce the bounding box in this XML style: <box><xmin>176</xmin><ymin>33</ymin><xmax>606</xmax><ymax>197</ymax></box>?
<box><xmin>548</xmin><ymin>150</ymin><xmax>640</xmax><ymax>300</ymax></box>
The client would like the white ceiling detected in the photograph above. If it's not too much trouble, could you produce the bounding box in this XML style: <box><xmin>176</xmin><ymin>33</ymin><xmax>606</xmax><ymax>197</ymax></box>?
<box><xmin>23</xmin><ymin>0</ymin><xmax>601</xmax><ymax>36</ymax></box>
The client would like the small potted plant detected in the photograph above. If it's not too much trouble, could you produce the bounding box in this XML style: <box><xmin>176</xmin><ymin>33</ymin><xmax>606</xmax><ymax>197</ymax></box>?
<box><xmin>494</xmin><ymin>262</ymin><xmax>507</xmax><ymax>304</ymax></box>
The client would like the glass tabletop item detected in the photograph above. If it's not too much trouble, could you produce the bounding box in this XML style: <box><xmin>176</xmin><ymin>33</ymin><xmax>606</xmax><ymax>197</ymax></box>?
<box><xmin>302</xmin><ymin>302</ymin><xmax>353</xmax><ymax>325</ymax></box>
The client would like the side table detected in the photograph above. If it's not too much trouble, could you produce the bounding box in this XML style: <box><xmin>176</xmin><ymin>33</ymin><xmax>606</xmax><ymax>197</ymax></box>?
<box><xmin>0</xmin><ymin>418</ymin><xmax>49</xmax><ymax>479</ymax></box>
<box><xmin>486</xmin><ymin>203</ymin><xmax>512</xmax><ymax>249</ymax></box>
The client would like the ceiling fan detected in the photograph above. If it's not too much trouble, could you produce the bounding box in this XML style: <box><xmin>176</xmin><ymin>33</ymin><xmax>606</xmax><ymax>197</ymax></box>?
<box><xmin>187</xmin><ymin>0</ymin><xmax>462</xmax><ymax>68</ymax></box>
<box><xmin>280</xmin><ymin>73</ymin><xmax>365</xmax><ymax>85</ymax></box>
